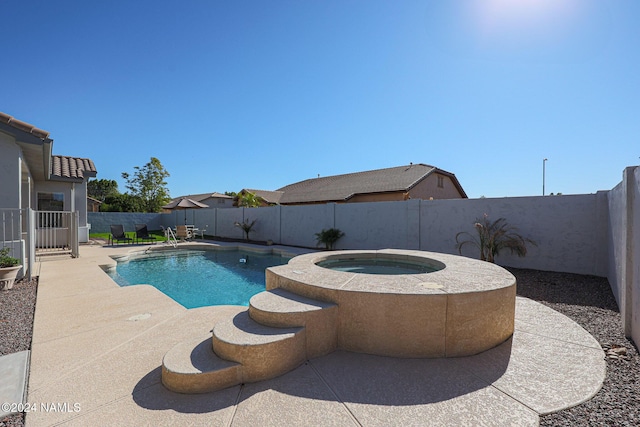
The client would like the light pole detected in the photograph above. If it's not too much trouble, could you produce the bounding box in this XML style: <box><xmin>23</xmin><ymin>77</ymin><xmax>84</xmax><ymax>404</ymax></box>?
<box><xmin>542</xmin><ymin>158</ymin><xmax>548</xmax><ymax>196</ymax></box>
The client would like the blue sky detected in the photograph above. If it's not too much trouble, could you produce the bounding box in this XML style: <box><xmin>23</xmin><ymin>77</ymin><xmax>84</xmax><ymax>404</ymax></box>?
<box><xmin>2</xmin><ymin>1</ymin><xmax>638</xmax><ymax>198</ymax></box>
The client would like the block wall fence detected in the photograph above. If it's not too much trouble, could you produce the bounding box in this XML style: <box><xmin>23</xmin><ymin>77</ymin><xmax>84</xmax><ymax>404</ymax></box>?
<box><xmin>88</xmin><ymin>166</ymin><xmax>639</xmax><ymax>345</ymax></box>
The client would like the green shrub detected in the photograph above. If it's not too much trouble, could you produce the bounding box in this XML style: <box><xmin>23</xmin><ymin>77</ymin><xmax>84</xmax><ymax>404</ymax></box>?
<box><xmin>0</xmin><ymin>247</ymin><xmax>20</xmax><ymax>268</ymax></box>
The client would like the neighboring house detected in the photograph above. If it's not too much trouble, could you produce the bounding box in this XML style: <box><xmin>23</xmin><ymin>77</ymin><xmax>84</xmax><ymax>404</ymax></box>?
<box><xmin>87</xmin><ymin>196</ymin><xmax>102</xmax><ymax>212</ymax></box>
<box><xmin>237</xmin><ymin>189</ymin><xmax>284</xmax><ymax>206</ymax></box>
<box><xmin>276</xmin><ymin>163</ymin><xmax>467</xmax><ymax>205</ymax></box>
<box><xmin>0</xmin><ymin>112</ymin><xmax>97</xmax><ymax>274</ymax></box>
<box><xmin>167</xmin><ymin>192</ymin><xmax>234</xmax><ymax>209</ymax></box>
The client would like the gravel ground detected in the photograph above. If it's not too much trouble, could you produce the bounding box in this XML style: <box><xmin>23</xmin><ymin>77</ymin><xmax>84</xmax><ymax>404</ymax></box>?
<box><xmin>0</xmin><ymin>270</ymin><xmax>638</xmax><ymax>426</ymax></box>
<box><xmin>0</xmin><ymin>278</ymin><xmax>37</xmax><ymax>427</ymax></box>
<box><xmin>511</xmin><ymin>268</ymin><xmax>640</xmax><ymax>426</ymax></box>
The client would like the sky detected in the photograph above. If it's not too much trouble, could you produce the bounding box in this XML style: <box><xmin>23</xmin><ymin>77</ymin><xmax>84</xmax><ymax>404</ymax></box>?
<box><xmin>2</xmin><ymin>0</ymin><xmax>638</xmax><ymax>199</ymax></box>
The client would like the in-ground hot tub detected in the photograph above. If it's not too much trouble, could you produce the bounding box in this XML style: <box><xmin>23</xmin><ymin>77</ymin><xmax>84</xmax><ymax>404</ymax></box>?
<box><xmin>316</xmin><ymin>255</ymin><xmax>443</xmax><ymax>275</ymax></box>
<box><xmin>266</xmin><ymin>249</ymin><xmax>516</xmax><ymax>358</ymax></box>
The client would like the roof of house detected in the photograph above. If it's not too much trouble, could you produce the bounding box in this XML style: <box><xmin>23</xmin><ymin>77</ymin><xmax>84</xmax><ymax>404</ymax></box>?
<box><xmin>0</xmin><ymin>112</ymin><xmax>51</xmax><ymax>140</ymax></box>
<box><xmin>170</xmin><ymin>192</ymin><xmax>233</xmax><ymax>204</ymax></box>
<box><xmin>0</xmin><ymin>112</ymin><xmax>97</xmax><ymax>182</ymax></box>
<box><xmin>241</xmin><ymin>189</ymin><xmax>284</xmax><ymax>205</ymax></box>
<box><xmin>276</xmin><ymin>163</ymin><xmax>467</xmax><ymax>204</ymax></box>
<box><xmin>51</xmin><ymin>155</ymin><xmax>97</xmax><ymax>182</ymax></box>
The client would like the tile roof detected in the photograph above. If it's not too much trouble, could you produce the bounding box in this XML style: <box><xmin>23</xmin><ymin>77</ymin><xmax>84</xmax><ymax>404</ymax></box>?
<box><xmin>0</xmin><ymin>112</ymin><xmax>50</xmax><ymax>139</ymax></box>
<box><xmin>277</xmin><ymin>164</ymin><xmax>445</xmax><ymax>204</ymax></box>
<box><xmin>51</xmin><ymin>155</ymin><xmax>97</xmax><ymax>181</ymax></box>
<box><xmin>170</xmin><ymin>192</ymin><xmax>233</xmax><ymax>203</ymax></box>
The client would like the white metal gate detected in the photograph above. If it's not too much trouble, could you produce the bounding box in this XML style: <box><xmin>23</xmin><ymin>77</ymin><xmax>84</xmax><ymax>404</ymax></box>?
<box><xmin>35</xmin><ymin>211</ymin><xmax>79</xmax><ymax>257</ymax></box>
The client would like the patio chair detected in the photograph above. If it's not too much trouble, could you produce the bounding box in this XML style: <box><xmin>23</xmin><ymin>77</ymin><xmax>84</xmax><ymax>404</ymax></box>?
<box><xmin>176</xmin><ymin>225</ymin><xmax>193</xmax><ymax>241</ymax></box>
<box><xmin>109</xmin><ymin>224</ymin><xmax>133</xmax><ymax>245</ymax></box>
<box><xmin>135</xmin><ymin>224</ymin><xmax>157</xmax><ymax>244</ymax></box>
<box><xmin>192</xmin><ymin>226</ymin><xmax>207</xmax><ymax>240</ymax></box>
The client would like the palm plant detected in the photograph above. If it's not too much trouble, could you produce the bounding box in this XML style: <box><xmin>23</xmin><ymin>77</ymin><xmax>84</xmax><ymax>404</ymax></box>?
<box><xmin>315</xmin><ymin>228</ymin><xmax>345</xmax><ymax>250</ymax></box>
<box><xmin>455</xmin><ymin>214</ymin><xmax>536</xmax><ymax>263</ymax></box>
<box><xmin>234</xmin><ymin>219</ymin><xmax>257</xmax><ymax>241</ymax></box>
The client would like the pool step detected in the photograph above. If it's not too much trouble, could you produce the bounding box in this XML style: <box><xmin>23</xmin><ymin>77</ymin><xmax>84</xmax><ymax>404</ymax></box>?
<box><xmin>161</xmin><ymin>289</ymin><xmax>339</xmax><ymax>394</ymax></box>
<box><xmin>212</xmin><ymin>311</ymin><xmax>306</xmax><ymax>383</ymax></box>
<box><xmin>249</xmin><ymin>288</ymin><xmax>338</xmax><ymax>358</ymax></box>
<box><xmin>162</xmin><ymin>336</ymin><xmax>241</xmax><ymax>393</ymax></box>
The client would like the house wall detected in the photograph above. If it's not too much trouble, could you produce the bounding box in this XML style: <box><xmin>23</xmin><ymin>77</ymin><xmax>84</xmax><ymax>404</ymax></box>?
<box><xmin>349</xmin><ymin>192</ymin><xmax>407</xmax><ymax>203</ymax></box>
<box><xmin>409</xmin><ymin>173</ymin><xmax>464</xmax><ymax>200</ymax></box>
<box><xmin>0</xmin><ymin>132</ymin><xmax>21</xmax><ymax>210</ymax></box>
<box><xmin>201</xmin><ymin>196</ymin><xmax>234</xmax><ymax>209</ymax></box>
<box><xmin>0</xmin><ymin>134</ymin><xmax>26</xmax><ymax>256</ymax></box>
<box><xmin>34</xmin><ymin>180</ymin><xmax>92</xmax><ymax>242</ymax></box>
<box><xmin>21</xmin><ymin>172</ymin><xmax>32</xmax><ymax>211</ymax></box>
<box><xmin>88</xmin><ymin>200</ymin><xmax>100</xmax><ymax>212</ymax></box>
<box><xmin>73</xmin><ymin>181</ymin><xmax>90</xmax><ymax>242</ymax></box>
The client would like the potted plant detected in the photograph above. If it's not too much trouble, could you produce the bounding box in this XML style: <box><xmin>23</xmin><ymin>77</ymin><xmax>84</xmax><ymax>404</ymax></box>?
<box><xmin>315</xmin><ymin>228</ymin><xmax>345</xmax><ymax>250</ymax></box>
<box><xmin>0</xmin><ymin>247</ymin><xmax>22</xmax><ymax>290</ymax></box>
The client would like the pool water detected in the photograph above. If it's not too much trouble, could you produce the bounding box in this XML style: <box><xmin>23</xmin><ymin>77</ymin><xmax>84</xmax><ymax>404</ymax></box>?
<box><xmin>316</xmin><ymin>258</ymin><xmax>439</xmax><ymax>275</ymax></box>
<box><xmin>108</xmin><ymin>250</ymin><xmax>289</xmax><ymax>308</ymax></box>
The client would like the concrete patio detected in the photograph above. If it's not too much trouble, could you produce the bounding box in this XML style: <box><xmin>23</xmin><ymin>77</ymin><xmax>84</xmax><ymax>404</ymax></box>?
<box><xmin>23</xmin><ymin>243</ymin><xmax>605</xmax><ymax>426</ymax></box>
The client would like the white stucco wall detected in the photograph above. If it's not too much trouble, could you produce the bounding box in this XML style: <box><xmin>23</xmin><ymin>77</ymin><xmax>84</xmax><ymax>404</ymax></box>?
<box><xmin>420</xmin><ymin>193</ymin><xmax>609</xmax><ymax>276</ymax></box>
<box><xmin>216</xmin><ymin>207</ymin><xmax>245</xmax><ymax>240</ymax></box>
<box><xmin>93</xmin><ymin>192</ymin><xmax>611</xmax><ymax>279</ymax></box>
<box><xmin>92</xmin><ymin>193</ymin><xmax>608</xmax><ymax>277</ymax></box>
<box><xmin>280</xmin><ymin>204</ymin><xmax>335</xmax><ymax>248</ymax></box>
<box><xmin>0</xmin><ymin>133</ymin><xmax>21</xmax><ymax>210</ymax></box>
<box><xmin>335</xmin><ymin>200</ymin><xmax>419</xmax><ymax>250</ymax></box>
<box><xmin>607</xmin><ymin>166</ymin><xmax>640</xmax><ymax>345</ymax></box>
<box><xmin>633</xmin><ymin>167</ymin><xmax>640</xmax><ymax>346</ymax></box>
<box><xmin>608</xmin><ymin>180</ymin><xmax>626</xmax><ymax>310</ymax></box>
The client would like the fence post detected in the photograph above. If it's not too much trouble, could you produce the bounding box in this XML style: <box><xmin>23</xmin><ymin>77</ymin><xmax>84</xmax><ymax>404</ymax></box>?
<box><xmin>72</xmin><ymin>211</ymin><xmax>79</xmax><ymax>258</ymax></box>
<box><xmin>27</xmin><ymin>208</ymin><xmax>34</xmax><ymax>280</ymax></box>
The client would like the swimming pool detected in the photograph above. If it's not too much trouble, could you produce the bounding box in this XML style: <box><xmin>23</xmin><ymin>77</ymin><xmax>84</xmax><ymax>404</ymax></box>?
<box><xmin>108</xmin><ymin>250</ymin><xmax>289</xmax><ymax>308</ymax></box>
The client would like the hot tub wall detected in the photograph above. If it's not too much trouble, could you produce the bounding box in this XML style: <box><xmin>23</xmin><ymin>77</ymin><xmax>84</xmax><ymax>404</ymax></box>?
<box><xmin>444</xmin><ymin>285</ymin><xmax>516</xmax><ymax>357</ymax></box>
<box><xmin>267</xmin><ymin>256</ymin><xmax>517</xmax><ymax>358</ymax></box>
<box><xmin>335</xmin><ymin>285</ymin><xmax>515</xmax><ymax>358</ymax></box>
<box><xmin>336</xmin><ymin>291</ymin><xmax>448</xmax><ymax>357</ymax></box>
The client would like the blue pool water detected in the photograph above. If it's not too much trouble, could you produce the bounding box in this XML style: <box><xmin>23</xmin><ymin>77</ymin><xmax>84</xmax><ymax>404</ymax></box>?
<box><xmin>108</xmin><ymin>250</ymin><xmax>289</xmax><ymax>308</ymax></box>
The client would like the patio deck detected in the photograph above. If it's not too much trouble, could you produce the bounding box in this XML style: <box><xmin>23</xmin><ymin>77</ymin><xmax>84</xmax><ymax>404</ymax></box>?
<box><xmin>24</xmin><ymin>243</ymin><xmax>605</xmax><ymax>426</ymax></box>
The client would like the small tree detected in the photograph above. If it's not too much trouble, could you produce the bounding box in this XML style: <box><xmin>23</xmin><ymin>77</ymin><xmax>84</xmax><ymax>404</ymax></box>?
<box><xmin>87</xmin><ymin>179</ymin><xmax>120</xmax><ymax>202</ymax></box>
<box><xmin>122</xmin><ymin>157</ymin><xmax>171</xmax><ymax>213</ymax></box>
<box><xmin>455</xmin><ymin>214</ymin><xmax>536</xmax><ymax>263</ymax></box>
<box><xmin>101</xmin><ymin>193</ymin><xmax>142</xmax><ymax>212</ymax></box>
<box><xmin>235</xmin><ymin>191</ymin><xmax>263</xmax><ymax>208</ymax></box>
<box><xmin>315</xmin><ymin>228</ymin><xmax>345</xmax><ymax>250</ymax></box>
<box><xmin>234</xmin><ymin>219</ymin><xmax>257</xmax><ymax>241</ymax></box>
